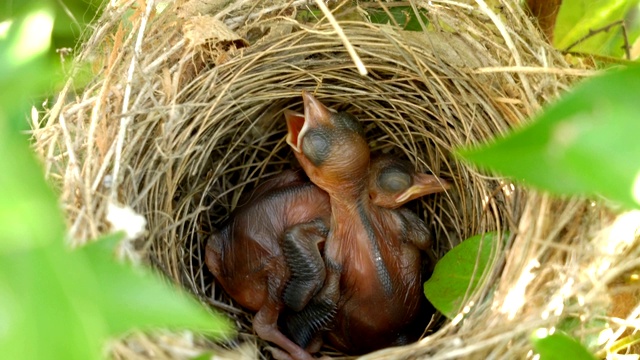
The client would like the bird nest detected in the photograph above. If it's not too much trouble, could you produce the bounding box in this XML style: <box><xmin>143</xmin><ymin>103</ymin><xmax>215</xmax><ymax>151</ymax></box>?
<box><xmin>33</xmin><ymin>0</ymin><xmax>639</xmax><ymax>359</ymax></box>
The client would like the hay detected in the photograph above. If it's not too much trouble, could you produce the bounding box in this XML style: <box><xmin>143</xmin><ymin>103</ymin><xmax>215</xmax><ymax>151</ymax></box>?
<box><xmin>33</xmin><ymin>0</ymin><xmax>640</xmax><ymax>359</ymax></box>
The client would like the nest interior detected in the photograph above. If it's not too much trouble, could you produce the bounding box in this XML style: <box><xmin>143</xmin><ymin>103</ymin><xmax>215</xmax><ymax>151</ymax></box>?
<box><xmin>35</xmin><ymin>1</ymin><xmax>636</xmax><ymax>359</ymax></box>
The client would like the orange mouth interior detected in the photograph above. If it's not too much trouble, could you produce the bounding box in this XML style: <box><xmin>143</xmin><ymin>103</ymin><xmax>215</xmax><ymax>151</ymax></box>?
<box><xmin>285</xmin><ymin>110</ymin><xmax>305</xmax><ymax>152</ymax></box>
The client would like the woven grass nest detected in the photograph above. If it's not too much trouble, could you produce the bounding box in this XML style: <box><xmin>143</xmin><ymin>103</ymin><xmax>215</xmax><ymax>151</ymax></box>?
<box><xmin>34</xmin><ymin>0</ymin><xmax>640</xmax><ymax>359</ymax></box>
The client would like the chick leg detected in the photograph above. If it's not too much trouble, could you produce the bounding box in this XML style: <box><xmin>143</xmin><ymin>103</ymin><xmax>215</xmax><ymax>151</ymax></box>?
<box><xmin>253</xmin><ymin>299</ymin><xmax>314</xmax><ymax>360</ymax></box>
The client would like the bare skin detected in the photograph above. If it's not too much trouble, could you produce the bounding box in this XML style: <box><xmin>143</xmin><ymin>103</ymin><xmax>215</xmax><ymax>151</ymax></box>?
<box><xmin>206</xmin><ymin>136</ymin><xmax>447</xmax><ymax>359</ymax></box>
<box><xmin>285</xmin><ymin>91</ymin><xmax>448</xmax><ymax>354</ymax></box>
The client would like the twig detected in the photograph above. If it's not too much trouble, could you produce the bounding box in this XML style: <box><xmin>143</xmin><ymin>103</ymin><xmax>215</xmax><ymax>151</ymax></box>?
<box><xmin>110</xmin><ymin>0</ymin><xmax>155</xmax><ymax>201</ymax></box>
<box><xmin>223</xmin><ymin>0</ymin><xmax>310</xmax><ymax>30</ymax></box>
<box><xmin>475</xmin><ymin>0</ymin><xmax>538</xmax><ymax>109</ymax></box>
<box><xmin>359</xmin><ymin>1</ymin><xmax>414</xmax><ymax>7</ymax></box>
<box><xmin>373</xmin><ymin>0</ymin><xmax>401</xmax><ymax>29</ymax></box>
<box><xmin>564</xmin><ymin>20</ymin><xmax>631</xmax><ymax>60</ymax></box>
<box><xmin>474</xmin><ymin>66</ymin><xmax>596</xmax><ymax>76</ymax></box>
<box><xmin>59</xmin><ymin>114</ymin><xmax>97</xmax><ymax>239</ymax></box>
<box><xmin>620</xmin><ymin>20</ymin><xmax>631</xmax><ymax>59</ymax></box>
<box><xmin>314</xmin><ymin>0</ymin><xmax>368</xmax><ymax>76</ymax></box>
<box><xmin>596</xmin><ymin>332</ymin><xmax>640</xmax><ymax>358</ymax></box>
<box><xmin>214</xmin><ymin>0</ymin><xmax>253</xmax><ymax>22</ymax></box>
<box><xmin>564</xmin><ymin>51</ymin><xmax>635</xmax><ymax>65</ymax></box>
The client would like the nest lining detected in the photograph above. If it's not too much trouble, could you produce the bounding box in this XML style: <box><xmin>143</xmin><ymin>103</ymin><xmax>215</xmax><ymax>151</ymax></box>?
<box><xmin>33</xmin><ymin>0</ymin><xmax>638</xmax><ymax>359</ymax></box>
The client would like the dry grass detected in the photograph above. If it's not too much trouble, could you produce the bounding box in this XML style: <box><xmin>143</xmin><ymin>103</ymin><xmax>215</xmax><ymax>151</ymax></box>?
<box><xmin>33</xmin><ymin>0</ymin><xmax>640</xmax><ymax>359</ymax></box>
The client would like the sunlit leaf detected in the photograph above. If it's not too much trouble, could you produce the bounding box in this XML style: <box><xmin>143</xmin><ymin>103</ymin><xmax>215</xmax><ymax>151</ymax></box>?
<box><xmin>423</xmin><ymin>232</ymin><xmax>502</xmax><ymax>319</ymax></box>
<box><xmin>458</xmin><ymin>65</ymin><xmax>640</xmax><ymax>209</ymax></box>
<box><xmin>554</xmin><ymin>0</ymin><xmax>639</xmax><ymax>57</ymax></box>
<box><xmin>530</xmin><ymin>329</ymin><xmax>597</xmax><ymax>360</ymax></box>
<box><xmin>1</xmin><ymin>8</ymin><xmax>54</xmax><ymax>65</ymax></box>
<box><xmin>0</xmin><ymin>5</ymin><xmax>64</xmax><ymax>253</ymax></box>
<box><xmin>1</xmin><ymin>5</ymin><xmax>55</xmax><ymax>110</ymax></box>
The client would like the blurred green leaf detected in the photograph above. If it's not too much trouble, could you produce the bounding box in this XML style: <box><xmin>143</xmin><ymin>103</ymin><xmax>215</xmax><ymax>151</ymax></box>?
<box><xmin>50</xmin><ymin>0</ymin><xmax>103</xmax><ymax>48</ymax></box>
<box><xmin>190</xmin><ymin>352</ymin><xmax>215</xmax><ymax>360</ymax></box>
<box><xmin>423</xmin><ymin>232</ymin><xmax>501</xmax><ymax>319</ymax></box>
<box><xmin>1</xmin><ymin>0</ymin><xmax>100</xmax><ymax>110</ymax></box>
<box><xmin>0</xmin><ymin>231</ymin><xmax>232</xmax><ymax>360</ymax></box>
<box><xmin>0</xmin><ymin>4</ymin><xmax>56</xmax><ymax>131</ymax></box>
<box><xmin>2</xmin><ymin>0</ymin><xmax>103</xmax><ymax>51</ymax></box>
<box><xmin>1</xmin><ymin>8</ymin><xmax>54</xmax><ymax>66</ymax></box>
<box><xmin>0</xmin><ymin>4</ymin><xmax>64</xmax><ymax>253</ymax></box>
<box><xmin>368</xmin><ymin>6</ymin><xmax>429</xmax><ymax>31</ymax></box>
<box><xmin>296</xmin><ymin>9</ymin><xmax>323</xmax><ymax>22</ymax></box>
<box><xmin>557</xmin><ymin>313</ymin><xmax>607</xmax><ymax>349</ymax></box>
<box><xmin>554</xmin><ymin>0</ymin><xmax>639</xmax><ymax>57</ymax></box>
<box><xmin>0</xmin><ymin>245</ymin><xmax>108</xmax><ymax>360</ymax></box>
<box><xmin>458</xmin><ymin>65</ymin><xmax>640</xmax><ymax>209</ymax></box>
<box><xmin>0</xmin><ymin>124</ymin><xmax>66</xmax><ymax>252</ymax></box>
<box><xmin>1</xmin><ymin>4</ymin><xmax>232</xmax><ymax>359</ymax></box>
<box><xmin>530</xmin><ymin>329</ymin><xmax>597</xmax><ymax>360</ymax></box>
<box><xmin>82</xmin><ymin>235</ymin><xmax>233</xmax><ymax>336</ymax></box>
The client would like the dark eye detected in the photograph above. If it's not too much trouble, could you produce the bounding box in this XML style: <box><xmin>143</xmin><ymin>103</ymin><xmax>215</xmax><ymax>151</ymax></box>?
<box><xmin>378</xmin><ymin>169</ymin><xmax>411</xmax><ymax>193</ymax></box>
<box><xmin>302</xmin><ymin>129</ymin><xmax>331</xmax><ymax>166</ymax></box>
<box><xmin>334</xmin><ymin>112</ymin><xmax>365</xmax><ymax>136</ymax></box>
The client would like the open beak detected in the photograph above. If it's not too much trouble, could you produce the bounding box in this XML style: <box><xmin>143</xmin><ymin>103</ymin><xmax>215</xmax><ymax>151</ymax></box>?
<box><xmin>285</xmin><ymin>110</ymin><xmax>305</xmax><ymax>153</ymax></box>
<box><xmin>396</xmin><ymin>173</ymin><xmax>450</xmax><ymax>203</ymax></box>
<box><xmin>285</xmin><ymin>91</ymin><xmax>335</xmax><ymax>153</ymax></box>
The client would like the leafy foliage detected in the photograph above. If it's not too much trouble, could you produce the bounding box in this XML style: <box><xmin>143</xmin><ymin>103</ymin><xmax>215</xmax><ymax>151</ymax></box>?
<box><xmin>446</xmin><ymin>7</ymin><xmax>640</xmax><ymax>359</ymax></box>
<box><xmin>0</xmin><ymin>2</ymin><xmax>232</xmax><ymax>359</ymax></box>
<box><xmin>554</xmin><ymin>0</ymin><xmax>640</xmax><ymax>57</ymax></box>
<box><xmin>0</xmin><ymin>5</ymin><xmax>62</xmax><ymax>251</ymax></box>
<box><xmin>423</xmin><ymin>232</ymin><xmax>502</xmax><ymax>319</ymax></box>
<box><xmin>458</xmin><ymin>64</ymin><xmax>640</xmax><ymax>209</ymax></box>
<box><xmin>449</xmin><ymin>18</ymin><xmax>640</xmax><ymax>359</ymax></box>
<box><xmin>530</xmin><ymin>329</ymin><xmax>597</xmax><ymax>360</ymax></box>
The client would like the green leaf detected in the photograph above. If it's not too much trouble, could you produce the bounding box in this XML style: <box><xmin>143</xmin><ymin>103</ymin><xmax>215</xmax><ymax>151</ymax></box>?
<box><xmin>557</xmin><ymin>313</ymin><xmax>607</xmax><ymax>349</ymax></box>
<box><xmin>190</xmin><ymin>352</ymin><xmax>214</xmax><ymax>360</ymax></box>
<box><xmin>457</xmin><ymin>65</ymin><xmax>640</xmax><ymax>209</ymax></box>
<box><xmin>0</xmin><ymin>245</ymin><xmax>108</xmax><ymax>360</ymax></box>
<box><xmin>368</xmin><ymin>6</ymin><xmax>429</xmax><ymax>31</ymax></box>
<box><xmin>0</xmin><ymin>126</ymin><xmax>67</xmax><ymax>252</ymax></box>
<box><xmin>554</xmin><ymin>0</ymin><xmax>639</xmax><ymax>57</ymax></box>
<box><xmin>1</xmin><ymin>6</ymin><xmax>57</xmax><ymax>123</ymax></box>
<box><xmin>530</xmin><ymin>329</ymin><xmax>597</xmax><ymax>360</ymax></box>
<box><xmin>295</xmin><ymin>9</ymin><xmax>323</xmax><ymax>22</ymax></box>
<box><xmin>81</xmin><ymin>235</ymin><xmax>233</xmax><ymax>337</ymax></box>
<box><xmin>1</xmin><ymin>3</ymin><xmax>232</xmax><ymax>360</ymax></box>
<box><xmin>423</xmin><ymin>232</ymin><xmax>501</xmax><ymax>319</ymax></box>
<box><xmin>0</xmin><ymin>5</ymin><xmax>65</xmax><ymax>253</ymax></box>
<box><xmin>0</xmin><ymin>234</ymin><xmax>232</xmax><ymax>360</ymax></box>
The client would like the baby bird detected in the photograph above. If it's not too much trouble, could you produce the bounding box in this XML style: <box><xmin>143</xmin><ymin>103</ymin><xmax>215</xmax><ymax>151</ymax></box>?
<box><xmin>280</xmin><ymin>155</ymin><xmax>447</xmax><ymax>349</ymax></box>
<box><xmin>285</xmin><ymin>91</ymin><xmax>448</xmax><ymax>354</ymax></box>
<box><xmin>205</xmin><ymin>126</ymin><xmax>446</xmax><ymax>359</ymax></box>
